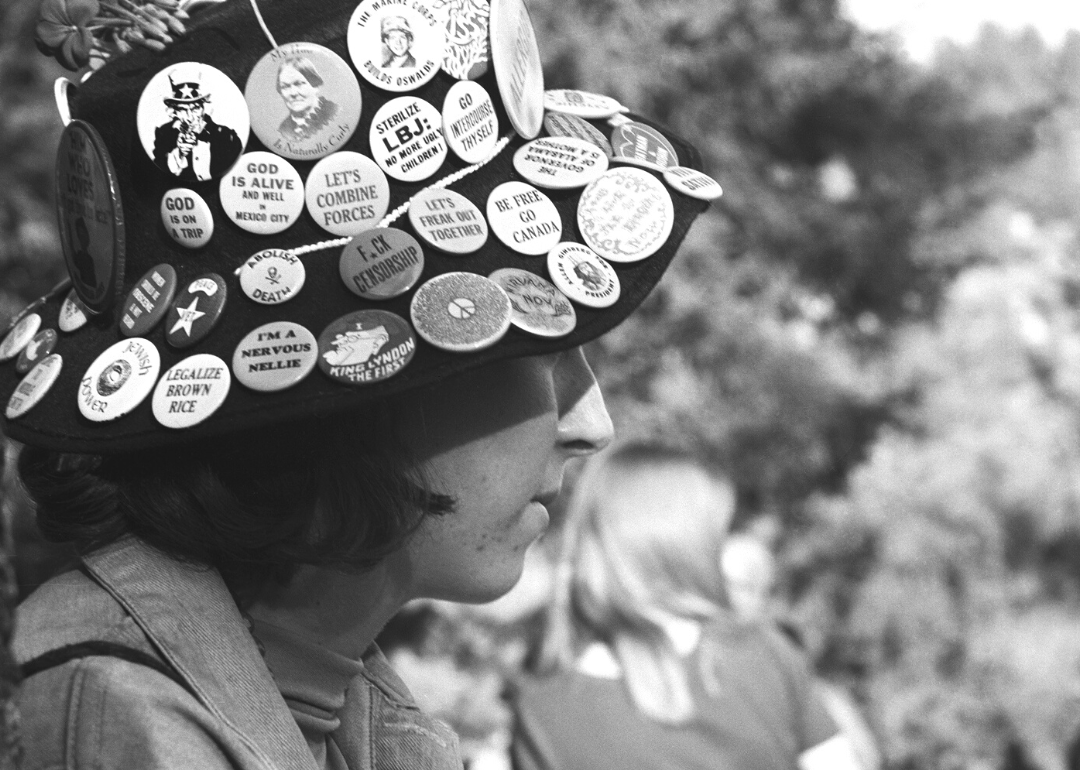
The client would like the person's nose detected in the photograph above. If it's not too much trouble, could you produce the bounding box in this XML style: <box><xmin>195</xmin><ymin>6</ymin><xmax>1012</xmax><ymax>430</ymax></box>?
<box><xmin>555</xmin><ymin>347</ymin><xmax>614</xmax><ymax>457</ymax></box>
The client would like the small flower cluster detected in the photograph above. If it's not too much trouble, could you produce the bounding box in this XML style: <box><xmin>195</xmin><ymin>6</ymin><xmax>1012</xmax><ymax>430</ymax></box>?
<box><xmin>35</xmin><ymin>0</ymin><xmax>189</xmax><ymax>71</ymax></box>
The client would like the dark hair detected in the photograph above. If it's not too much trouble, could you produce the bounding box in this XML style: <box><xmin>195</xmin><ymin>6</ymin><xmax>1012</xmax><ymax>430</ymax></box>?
<box><xmin>17</xmin><ymin>403</ymin><xmax>452</xmax><ymax>604</ymax></box>
<box><xmin>276</xmin><ymin>57</ymin><xmax>324</xmax><ymax>90</ymax></box>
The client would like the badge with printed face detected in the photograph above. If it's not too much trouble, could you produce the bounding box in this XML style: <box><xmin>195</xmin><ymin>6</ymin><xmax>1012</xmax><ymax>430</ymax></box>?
<box><xmin>410</xmin><ymin>272</ymin><xmax>511</xmax><ymax>352</ymax></box>
<box><xmin>408</xmin><ymin>187</ymin><xmax>488</xmax><ymax>254</ymax></box>
<box><xmin>232</xmin><ymin>321</ymin><xmax>318</xmax><ymax>392</ymax></box>
<box><xmin>237</xmin><ymin>249</ymin><xmax>306</xmax><ymax>305</ymax></box>
<box><xmin>544</xmin><ymin>112</ymin><xmax>613</xmax><ymax>158</ymax></box>
<box><xmin>318</xmin><ymin>310</ymin><xmax>417</xmax><ymax>385</ymax></box>
<box><xmin>0</xmin><ymin>313</ymin><xmax>42</xmax><ymax>362</ymax></box>
<box><xmin>305</xmin><ymin>152</ymin><xmax>390</xmax><ymax>237</ymax></box>
<box><xmin>78</xmin><ymin>338</ymin><xmax>161</xmax><ymax>422</ymax></box>
<box><xmin>58</xmin><ymin>289</ymin><xmax>90</xmax><ymax>333</ymax></box>
<box><xmin>490</xmin><ymin>0</ymin><xmax>543</xmax><ymax>139</ymax></box>
<box><xmin>166</xmin><ymin>273</ymin><xmax>228</xmax><ymax>349</ymax></box>
<box><xmin>119</xmin><ymin>264</ymin><xmax>178</xmax><ymax>337</ymax></box>
<box><xmin>348</xmin><ymin>0</ymin><xmax>445</xmax><ymax>93</ymax></box>
<box><xmin>513</xmin><ymin>137</ymin><xmax>609</xmax><ymax>190</ymax></box>
<box><xmin>486</xmin><ymin>181</ymin><xmax>562</xmax><ymax>256</ymax></box>
<box><xmin>370</xmin><ymin>97</ymin><xmax>447</xmax><ymax>182</ymax></box>
<box><xmin>152</xmin><ymin>353</ymin><xmax>232</xmax><ymax>429</ymax></box>
<box><xmin>543</xmin><ymin>89</ymin><xmax>627</xmax><ymax>119</ymax></box>
<box><xmin>136</xmin><ymin>62</ymin><xmax>249</xmax><ymax>182</ymax></box>
<box><xmin>663</xmin><ymin>166</ymin><xmax>723</xmax><ymax>201</ymax></box>
<box><xmin>611</xmin><ymin>122</ymin><xmax>678</xmax><ymax>171</ymax></box>
<box><xmin>547</xmin><ymin>242</ymin><xmax>621</xmax><ymax>308</ymax></box>
<box><xmin>161</xmin><ymin>189</ymin><xmax>213</xmax><ymax>249</ymax></box>
<box><xmin>245</xmin><ymin>42</ymin><xmax>362</xmax><ymax>161</ymax></box>
<box><xmin>577</xmin><ymin>167</ymin><xmax>674</xmax><ymax>263</ymax></box>
<box><xmin>6</xmin><ymin>354</ymin><xmax>63</xmax><ymax>420</ymax></box>
<box><xmin>442</xmin><ymin>81</ymin><xmax>498</xmax><ymax>164</ymax></box>
<box><xmin>339</xmin><ymin>227</ymin><xmax>425</xmax><ymax>300</ymax></box>
<box><xmin>489</xmin><ymin>268</ymin><xmax>576</xmax><ymax>338</ymax></box>
<box><xmin>219</xmin><ymin>152</ymin><xmax>305</xmax><ymax>235</ymax></box>
<box><xmin>56</xmin><ymin>120</ymin><xmax>126</xmax><ymax>314</ymax></box>
<box><xmin>434</xmin><ymin>0</ymin><xmax>490</xmax><ymax>79</ymax></box>
<box><xmin>16</xmin><ymin>329</ymin><xmax>58</xmax><ymax>374</ymax></box>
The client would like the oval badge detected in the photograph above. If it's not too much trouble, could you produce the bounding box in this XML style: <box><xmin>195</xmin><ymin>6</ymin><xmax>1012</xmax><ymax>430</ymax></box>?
<box><xmin>513</xmin><ymin>136</ymin><xmax>609</xmax><ymax>190</ymax></box>
<box><xmin>119</xmin><ymin>264</ymin><xmax>179</xmax><ymax>337</ymax></box>
<box><xmin>16</xmin><ymin>329</ymin><xmax>58</xmax><ymax>374</ymax></box>
<box><xmin>543</xmin><ymin>89</ymin><xmax>627</xmax><ymax>119</ymax></box>
<box><xmin>490</xmin><ymin>0</ymin><xmax>543</xmax><ymax>139</ymax></box>
<box><xmin>7</xmin><ymin>354</ymin><xmax>63</xmax><ymax>420</ymax></box>
<box><xmin>442</xmin><ymin>81</ymin><xmax>498</xmax><ymax>164</ymax></box>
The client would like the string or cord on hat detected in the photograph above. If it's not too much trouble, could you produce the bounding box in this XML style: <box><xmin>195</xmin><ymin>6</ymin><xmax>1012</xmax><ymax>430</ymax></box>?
<box><xmin>247</xmin><ymin>0</ymin><xmax>278</xmax><ymax>49</ymax></box>
<box><xmin>290</xmin><ymin>133</ymin><xmax>514</xmax><ymax>257</ymax></box>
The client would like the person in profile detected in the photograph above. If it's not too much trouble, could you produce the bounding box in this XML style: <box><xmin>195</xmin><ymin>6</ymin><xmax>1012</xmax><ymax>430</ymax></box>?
<box><xmin>68</xmin><ymin>217</ymin><xmax>98</xmax><ymax>294</ymax></box>
<box><xmin>381</xmin><ymin>16</ymin><xmax>416</xmax><ymax>68</ymax></box>
<box><xmin>512</xmin><ymin>442</ymin><xmax>864</xmax><ymax>770</ymax></box>
<box><xmin>153</xmin><ymin>69</ymin><xmax>242</xmax><ymax>181</ymax></box>
<box><xmin>276</xmin><ymin>56</ymin><xmax>339</xmax><ymax>143</ymax></box>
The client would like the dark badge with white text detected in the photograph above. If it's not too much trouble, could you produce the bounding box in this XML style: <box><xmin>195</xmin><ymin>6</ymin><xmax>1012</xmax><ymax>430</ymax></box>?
<box><xmin>166</xmin><ymin>273</ymin><xmax>228</xmax><ymax>348</ymax></box>
<box><xmin>318</xmin><ymin>310</ymin><xmax>416</xmax><ymax>385</ymax></box>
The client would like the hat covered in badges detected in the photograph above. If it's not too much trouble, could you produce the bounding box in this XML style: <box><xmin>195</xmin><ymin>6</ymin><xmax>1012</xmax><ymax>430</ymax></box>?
<box><xmin>2</xmin><ymin>0</ymin><xmax>720</xmax><ymax>454</ymax></box>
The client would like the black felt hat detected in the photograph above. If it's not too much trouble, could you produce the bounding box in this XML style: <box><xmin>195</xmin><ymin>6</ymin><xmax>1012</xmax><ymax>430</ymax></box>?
<box><xmin>0</xmin><ymin>0</ymin><xmax>712</xmax><ymax>455</ymax></box>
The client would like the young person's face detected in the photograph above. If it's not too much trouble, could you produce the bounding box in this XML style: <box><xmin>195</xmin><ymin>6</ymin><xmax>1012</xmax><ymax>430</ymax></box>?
<box><xmin>398</xmin><ymin>348</ymin><xmax>612</xmax><ymax>603</ymax></box>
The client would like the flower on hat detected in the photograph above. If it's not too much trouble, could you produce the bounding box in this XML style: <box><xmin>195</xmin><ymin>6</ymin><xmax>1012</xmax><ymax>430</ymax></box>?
<box><xmin>36</xmin><ymin>0</ymin><xmax>100</xmax><ymax>70</ymax></box>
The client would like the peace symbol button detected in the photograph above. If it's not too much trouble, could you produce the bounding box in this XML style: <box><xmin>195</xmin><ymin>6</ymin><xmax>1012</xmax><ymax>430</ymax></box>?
<box><xmin>58</xmin><ymin>289</ymin><xmax>90</xmax><ymax>333</ymax></box>
<box><xmin>544</xmin><ymin>112</ymin><xmax>613</xmax><ymax>158</ymax></box>
<box><xmin>348</xmin><ymin>0</ymin><xmax>446</xmax><ymax>93</ymax></box>
<box><xmin>611</xmin><ymin>122</ymin><xmax>678</xmax><ymax>171</ymax></box>
<box><xmin>119</xmin><ymin>265</ymin><xmax>178</xmax><ymax>337</ymax></box>
<box><xmin>490</xmin><ymin>0</ymin><xmax>543</xmax><ymax>139</ymax></box>
<box><xmin>339</xmin><ymin>228</ymin><xmax>425</xmax><ymax>300</ymax></box>
<box><xmin>543</xmin><ymin>89</ymin><xmax>627</xmax><ymax>119</ymax></box>
<box><xmin>370</xmin><ymin>97</ymin><xmax>447</xmax><ymax>182</ymax></box>
<box><xmin>237</xmin><ymin>249</ymin><xmax>306</xmax><ymax>305</ymax></box>
<box><xmin>152</xmin><ymin>354</ymin><xmax>231</xmax><ymax>429</ymax></box>
<box><xmin>305</xmin><ymin>151</ymin><xmax>390</xmax><ymax>237</ymax></box>
<box><xmin>486</xmin><ymin>181</ymin><xmax>562</xmax><ymax>256</ymax></box>
<box><xmin>16</xmin><ymin>329</ymin><xmax>58</xmax><ymax>374</ymax></box>
<box><xmin>0</xmin><ymin>313</ymin><xmax>42</xmax><ymax>362</ymax></box>
<box><xmin>577</xmin><ymin>167</ymin><xmax>674</xmax><ymax>263</ymax></box>
<box><xmin>165</xmin><ymin>273</ymin><xmax>228</xmax><ymax>349</ymax></box>
<box><xmin>443</xmin><ymin>81</ymin><xmax>498</xmax><ymax>164</ymax></box>
<box><xmin>513</xmin><ymin>137</ymin><xmax>609</xmax><ymax>190</ymax></box>
<box><xmin>219</xmin><ymin>152</ymin><xmax>305</xmax><ymax>235</ymax></box>
<box><xmin>232</xmin><ymin>321</ymin><xmax>318</xmax><ymax>392</ymax></box>
<box><xmin>410</xmin><ymin>272</ymin><xmax>511</xmax><ymax>352</ymax></box>
<box><xmin>663</xmin><ymin>166</ymin><xmax>724</xmax><ymax>201</ymax></box>
<box><xmin>161</xmin><ymin>189</ymin><xmax>213</xmax><ymax>249</ymax></box>
<box><xmin>547</xmin><ymin>242</ymin><xmax>621</xmax><ymax>308</ymax></box>
<box><xmin>317</xmin><ymin>310</ymin><xmax>417</xmax><ymax>385</ymax></box>
<box><xmin>6</xmin><ymin>354</ymin><xmax>63</xmax><ymax>420</ymax></box>
<box><xmin>489</xmin><ymin>268</ymin><xmax>576</xmax><ymax>338</ymax></box>
<box><xmin>78</xmin><ymin>338</ymin><xmax>161</xmax><ymax>422</ymax></box>
<box><xmin>407</xmin><ymin>188</ymin><xmax>488</xmax><ymax>254</ymax></box>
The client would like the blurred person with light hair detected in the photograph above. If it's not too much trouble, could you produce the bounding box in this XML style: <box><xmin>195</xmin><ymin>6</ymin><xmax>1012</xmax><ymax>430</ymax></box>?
<box><xmin>511</xmin><ymin>442</ymin><xmax>861</xmax><ymax>770</ymax></box>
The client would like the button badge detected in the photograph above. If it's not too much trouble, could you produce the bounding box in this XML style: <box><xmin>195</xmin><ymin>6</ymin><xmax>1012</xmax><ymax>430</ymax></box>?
<box><xmin>58</xmin><ymin>289</ymin><xmax>90</xmax><ymax>333</ymax></box>
<box><xmin>305</xmin><ymin>151</ymin><xmax>390</xmax><ymax>237</ymax></box>
<box><xmin>513</xmin><ymin>136</ymin><xmax>609</xmax><ymax>190</ymax></box>
<box><xmin>339</xmin><ymin>227</ymin><xmax>425</xmax><ymax>300</ymax></box>
<box><xmin>161</xmin><ymin>189</ymin><xmax>214</xmax><ymax>249</ymax></box>
<box><xmin>489</xmin><ymin>268</ymin><xmax>576</xmax><ymax>338</ymax></box>
<box><xmin>410</xmin><ymin>272</ymin><xmax>511</xmax><ymax>352</ymax></box>
<box><xmin>577</xmin><ymin>167</ymin><xmax>674</xmax><ymax>263</ymax></box>
<box><xmin>407</xmin><ymin>187</ymin><xmax>488</xmax><ymax>255</ymax></box>
<box><xmin>78</xmin><ymin>338</ymin><xmax>161</xmax><ymax>422</ymax></box>
<box><xmin>442</xmin><ymin>81</ymin><xmax>498</xmax><ymax>164</ymax></box>
<box><xmin>119</xmin><ymin>265</ymin><xmax>179</xmax><ymax>337</ymax></box>
<box><xmin>0</xmin><ymin>313</ymin><xmax>42</xmax><ymax>362</ymax></box>
<box><xmin>152</xmin><ymin>353</ymin><xmax>232</xmax><ymax>429</ymax></box>
<box><xmin>219</xmin><ymin>152</ymin><xmax>305</xmax><ymax>235</ymax></box>
<box><xmin>543</xmin><ymin>89</ymin><xmax>627</xmax><ymax>119</ymax></box>
<box><xmin>490</xmin><ymin>0</ymin><xmax>543</xmax><ymax>139</ymax></box>
<box><xmin>232</xmin><ymin>321</ymin><xmax>318</xmax><ymax>392</ymax></box>
<box><xmin>663</xmin><ymin>166</ymin><xmax>723</xmax><ymax>201</ymax></box>
<box><xmin>348</xmin><ymin>0</ymin><xmax>446</xmax><ymax>93</ymax></box>
<box><xmin>544</xmin><ymin>112</ymin><xmax>613</xmax><ymax>158</ymax></box>
<box><xmin>486</xmin><ymin>181</ymin><xmax>562</xmax><ymax>256</ymax></box>
<box><xmin>611</xmin><ymin>122</ymin><xmax>678</xmax><ymax>171</ymax></box>
<box><xmin>16</xmin><ymin>329</ymin><xmax>58</xmax><ymax>374</ymax></box>
<box><xmin>6</xmin><ymin>354</ymin><xmax>63</xmax><ymax>420</ymax></box>
<box><xmin>165</xmin><ymin>273</ymin><xmax>228</xmax><ymax>348</ymax></box>
<box><xmin>369</xmin><ymin>97</ymin><xmax>447</xmax><ymax>182</ymax></box>
<box><xmin>318</xmin><ymin>310</ymin><xmax>417</xmax><ymax>385</ymax></box>
<box><xmin>547</xmin><ymin>242</ymin><xmax>620</xmax><ymax>308</ymax></box>
<box><xmin>237</xmin><ymin>249</ymin><xmax>306</xmax><ymax>305</ymax></box>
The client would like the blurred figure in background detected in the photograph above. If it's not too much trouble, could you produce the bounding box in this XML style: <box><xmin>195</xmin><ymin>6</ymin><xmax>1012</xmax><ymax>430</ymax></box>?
<box><xmin>511</xmin><ymin>442</ymin><xmax>860</xmax><ymax>770</ymax></box>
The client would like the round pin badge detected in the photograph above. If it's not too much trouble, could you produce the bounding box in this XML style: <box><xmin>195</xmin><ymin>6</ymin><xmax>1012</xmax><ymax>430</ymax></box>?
<box><xmin>56</xmin><ymin>120</ymin><xmax>125</xmax><ymax>314</ymax></box>
<box><xmin>547</xmin><ymin>242</ymin><xmax>621</xmax><ymax>308</ymax></box>
<box><xmin>513</xmin><ymin>136</ymin><xmax>609</xmax><ymax>190</ymax></box>
<box><xmin>489</xmin><ymin>268</ymin><xmax>576</xmax><ymax>338</ymax></box>
<box><xmin>543</xmin><ymin>89</ymin><xmax>627</xmax><ymax>119</ymax></box>
<box><xmin>219</xmin><ymin>152</ymin><xmax>305</xmax><ymax>235</ymax></box>
<box><xmin>304</xmin><ymin>151</ymin><xmax>390</xmax><ymax>237</ymax></box>
<box><xmin>490</xmin><ymin>0</ymin><xmax>543</xmax><ymax>139</ymax></box>
<box><xmin>442</xmin><ymin>81</ymin><xmax>498</xmax><ymax>164</ymax></box>
<box><xmin>318</xmin><ymin>309</ymin><xmax>417</xmax><ymax>385</ymax></box>
<box><xmin>407</xmin><ymin>187</ymin><xmax>488</xmax><ymax>254</ymax></box>
<box><xmin>161</xmin><ymin>189</ymin><xmax>213</xmax><ymax>249</ymax></box>
<box><xmin>136</xmin><ymin>62</ymin><xmax>249</xmax><ymax>182</ymax></box>
<box><xmin>166</xmin><ymin>273</ymin><xmax>228</xmax><ymax>349</ymax></box>
<box><xmin>607</xmin><ymin>113</ymin><xmax>633</xmax><ymax>128</ymax></box>
<box><xmin>611</xmin><ymin>122</ymin><xmax>678</xmax><ymax>171</ymax></box>
<box><xmin>152</xmin><ymin>353</ymin><xmax>231</xmax><ymax>429</ymax></box>
<box><xmin>0</xmin><ymin>313</ymin><xmax>42</xmax><ymax>362</ymax></box>
<box><xmin>78</xmin><ymin>337</ymin><xmax>161</xmax><ymax>422</ymax></box>
<box><xmin>58</xmin><ymin>289</ymin><xmax>90</xmax><ymax>332</ymax></box>
<box><xmin>16</xmin><ymin>329</ymin><xmax>58</xmax><ymax>374</ymax></box>
<box><xmin>340</xmin><ymin>228</ymin><xmax>425</xmax><ymax>300</ymax></box>
<box><xmin>486</xmin><ymin>181</ymin><xmax>562</xmax><ymax>256</ymax></box>
<box><xmin>544</xmin><ymin>112</ymin><xmax>613</xmax><ymax>158</ymax></box>
<box><xmin>348</xmin><ymin>0</ymin><xmax>446</xmax><ymax>93</ymax></box>
<box><xmin>245</xmin><ymin>42</ymin><xmax>362</xmax><ymax>161</ymax></box>
<box><xmin>410</xmin><ymin>272</ymin><xmax>511</xmax><ymax>352</ymax></box>
<box><xmin>119</xmin><ymin>264</ymin><xmax>179</xmax><ymax>337</ymax></box>
<box><xmin>434</xmin><ymin>0</ymin><xmax>490</xmax><ymax>79</ymax></box>
<box><xmin>577</xmin><ymin>167</ymin><xmax>674</xmax><ymax>263</ymax></box>
<box><xmin>369</xmin><ymin>97</ymin><xmax>447</xmax><ymax>182</ymax></box>
<box><xmin>237</xmin><ymin>249</ymin><xmax>306</xmax><ymax>305</ymax></box>
<box><xmin>663</xmin><ymin>166</ymin><xmax>723</xmax><ymax>201</ymax></box>
<box><xmin>6</xmin><ymin>354</ymin><xmax>63</xmax><ymax>420</ymax></box>
<box><xmin>232</xmin><ymin>321</ymin><xmax>318</xmax><ymax>392</ymax></box>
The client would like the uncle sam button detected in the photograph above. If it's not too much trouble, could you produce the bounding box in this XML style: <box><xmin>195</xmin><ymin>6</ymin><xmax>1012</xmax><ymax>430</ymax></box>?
<box><xmin>0</xmin><ymin>313</ymin><xmax>42</xmax><ymax>362</ymax></box>
<box><xmin>486</xmin><ymin>181</ymin><xmax>562</xmax><ymax>256</ymax></box>
<box><xmin>219</xmin><ymin>152</ymin><xmax>305</xmax><ymax>235</ymax></box>
<box><xmin>663</xmin><ymin>166</ymin><xmax>724</xmax><ymax>201</ymax></box>
<box><xmin>513</xmin><ymin>136</ymin><xmax>609</xmax><ymax>190</ymax></box>
<box><xmin>407</xmin><ymin>187</ymin><xmax>488</xmax><ymax>255</ymax></box>
<box><xmin>370</xmin><ymin>96</ymin><xmax>447</xmax><ymax>182</ymax></box>
<box><xmin>161</xmin><ymin>189</ymin><xmax>213</xmax><ymax>249</ymax></box>
<box><xmin>78</xmin><ymin>338</ymin><xmax>161</xmax><ymax>422</ymax></box>
<box><xmin>611</xmin><ymin>122</ymin><xmax>678</xmax><ymax>171</ymax></box>
<box><xmin>232</xmin><ymin>321</ymin><xmax>318</xmax><ymax>392</ymax></box>
<box><xmin>166</xmin><ymin>274</ymin><xmax>228</xmax><ymax>349</ymax></box>
<box><xmin>339</xmin><ymin>228</ymin><xmax>424</xmax><ymax>300</ymax></box>
<box><xmin>245</xmin><ymin>42</ymin><xmax>362</xmax><ymax>161</ymax></box>
<box><xmin>577</xmin><ymin>166</ymin><xmax>674</xmax><ymax>263</ymax></box>
<box><xmin>442</xmin><ymin>81</ymin><xmax>498</xmax><ymax>164</ymax></box>
<box><xmin>490</xmin><ymin>0</ymin><xmax>543</xmax><ymax>139</ymax></box>
<box><xmin>119</xmin><ymin>264</ymin><xmax>178</xmax><ymax>337</ymax></box>
<box><xmin>305</xmin><ymin>151</ymin><xmax>390</xmax><ymax>237</ymax></box>
<box><xmin>136</xmin><ymin>62</ymin><xmax>249</xmax><ymax>182</ymax></box>
<box><xmin>547</xmin><ymin>242</ymin><xmax>620</xmax><ymax>308</ymax></box>
<box><xmin>6</xmin><ymin>354</ymin><xmax>63</xmax><ymax>420</ymax></box>
<box><xmin>152</xmin><ymin>353</ymin><xmax>232</xmax><ymax>429</ymax></box>
<box><xmin>237</xmin><ymin>249</ymin><xmax>306</xmax><ymax>305</ymax></box>
<box><xmin>318</xmin><ymin>309</ymin><xmax>417</xmax><ymax>385</ymax></box>
<box><xmin>489</xmin><ymin>268</ymin><xmax>576</xmax><ymax>338</ymax></box>
<box><xmin>544</xmin><ymin>111</ymin><xmax>613</xmax><ymax>158</ymax></box>
<box><xmin>58</xmin><ymin>289</ymin><xmax>90</xmax><ymax>333</ymax></box>
<box><xmin>410</xmin><ymin>272</ymin><xmax>511</xmax><ymax>352</ymax></box>
<box><xmin>348</xmin><ymin>0</ymin><xmax>445</xmax><ymax>93</ymax></box>
<box><xmin>16</xmin><ymin>329</ymin><xmax>58</xmax><ymax>374</ymax></box>
<box><xmin>543</xmin><ymin>89</ymin><xmax>627</xmax><ymax>119</ymax></box>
